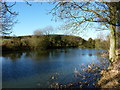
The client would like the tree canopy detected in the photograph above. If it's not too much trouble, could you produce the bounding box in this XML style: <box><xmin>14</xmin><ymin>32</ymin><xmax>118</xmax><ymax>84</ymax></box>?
<box><xmin>0</xmin><ymin>2</ymin><xmax>18</xmax><ymax>35</ymax></box>
<box><xmin>50</xmin><ymin>2</ymin><xmax>120</xmax><ymax>28</ymax></box>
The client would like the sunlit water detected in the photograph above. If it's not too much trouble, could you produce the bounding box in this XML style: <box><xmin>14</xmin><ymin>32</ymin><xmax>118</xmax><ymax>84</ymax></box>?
<box><xmin>2</xmin><ymin>48</ymin><xmax>109</xmax><ymax>88</ymax></box>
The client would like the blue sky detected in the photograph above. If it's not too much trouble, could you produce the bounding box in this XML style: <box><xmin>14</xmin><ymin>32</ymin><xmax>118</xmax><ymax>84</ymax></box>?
<box><xmin>10</xmin><ymin>2</ymin><xmax>110</xmax><ymax>40</ymax></box>
<box><xmin>11</xmin><ymin>2</ymin><xmax>62</xmax><ymax>35</ymax></box>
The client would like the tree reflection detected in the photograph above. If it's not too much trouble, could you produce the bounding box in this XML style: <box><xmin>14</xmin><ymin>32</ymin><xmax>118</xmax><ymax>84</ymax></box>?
<box><xmin>2</xmin><ymin>51</ymin><xmax>22</xmax><ymax>61</ymax></box>
<box><xmin>23</xmin><ymin>50</ymin><xmax>50</xmax><ymax>60</ymax></box>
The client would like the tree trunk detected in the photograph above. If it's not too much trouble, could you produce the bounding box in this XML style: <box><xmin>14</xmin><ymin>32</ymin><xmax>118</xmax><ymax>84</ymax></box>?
<box><xmin>109</xmin><ymin>25</ymin><xmax>116</xmax><ymax>61</ymax></box>
<box><xmin>116</xmin><ymin>6</ymin><xmax>120</xmax><ymax>51</ymax></box>
<box><xmin>109</xmin><ymin>2</ymin><xmax>120</xmax><ymax>61</ymax></box>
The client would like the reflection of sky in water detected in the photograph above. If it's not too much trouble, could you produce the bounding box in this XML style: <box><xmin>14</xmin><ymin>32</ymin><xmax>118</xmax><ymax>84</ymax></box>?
<box><xmin>2</xmin><ymin>48</ymin><xmax>109</xmax><ymax>88</ymax></box>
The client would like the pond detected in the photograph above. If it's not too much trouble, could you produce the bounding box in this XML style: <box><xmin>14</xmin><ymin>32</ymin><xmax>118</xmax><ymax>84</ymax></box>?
<box><xmin>2</xmin><ymin>48</ymin><xmax>109</xmax><ymax>88</ymax></box>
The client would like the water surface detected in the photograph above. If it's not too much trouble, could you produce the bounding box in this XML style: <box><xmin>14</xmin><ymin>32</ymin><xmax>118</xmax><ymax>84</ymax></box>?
<box><xmin>2</xmin><ymin>48</ymin><xmax>109</xmax><ymax>88</ymax></box>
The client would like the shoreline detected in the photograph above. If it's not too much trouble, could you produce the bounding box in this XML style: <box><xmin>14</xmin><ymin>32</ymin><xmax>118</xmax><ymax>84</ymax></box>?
<box><xmin>97</xmin><ymin>56</ymin><xmax>120</xmax><ymax>88</ymax></box>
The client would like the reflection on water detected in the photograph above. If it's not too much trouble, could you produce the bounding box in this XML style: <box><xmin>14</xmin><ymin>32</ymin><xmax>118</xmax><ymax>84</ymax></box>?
<box><xmin>2</xmin><ymin>48</ymin><xmax>109</xmax><ymax>88</ymax></box>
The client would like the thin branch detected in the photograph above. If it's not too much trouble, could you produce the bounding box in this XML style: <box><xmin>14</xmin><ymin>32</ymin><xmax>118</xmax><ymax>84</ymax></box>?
<box><xmin>24</xmin><ymin>0</ymin><xmax>32</xmax><ymax>6</ymax></box>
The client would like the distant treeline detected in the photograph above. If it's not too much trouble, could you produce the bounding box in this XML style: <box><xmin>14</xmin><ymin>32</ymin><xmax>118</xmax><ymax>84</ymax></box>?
<box><xmin>1</xmin><ymin>35</ymin><xmax>109</xmax><ymax>51</ymax></box>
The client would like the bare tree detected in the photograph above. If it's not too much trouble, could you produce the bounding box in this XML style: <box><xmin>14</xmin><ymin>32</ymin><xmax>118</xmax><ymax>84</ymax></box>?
<box><xmin>0</xmin><ymin>2</ymin><xmax>18</xmax><ymax>35</ymax></box>
<box><xmin>43</xmin><ymin>26</ymin><xmax>54</xmax><ymax>35</ymax></box>
<box><xmin>33</xmin><ymin>26</ymin><xmax>54</xmax><ymax>35</ymax></box>
<box><xmin>49</xmin><ymin>1</ymin><xmax>120</xmax><ymax>61</ymax></box>
<box><xmin>33</xmin><ymin>29</ymin><xmax>44</xmax><ymax>35</ymax></box>
<box><xmin>0</xmin><ymin>0</ymin><xmax>33</xmax><ymax>35</ymax></box>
